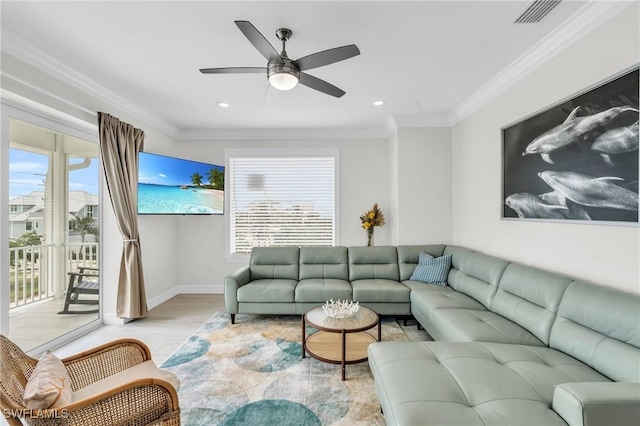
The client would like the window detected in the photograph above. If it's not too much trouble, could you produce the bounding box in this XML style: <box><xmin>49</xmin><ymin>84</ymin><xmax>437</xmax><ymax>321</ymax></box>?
<box><xmin>25</xmin><ymin>221</ymin><xmax>32</xmax><ymax>231</ymax></box>
<box><xmin>226</xmin><ymin>149</ymin><xmax>338</xmax><ymax>257</ymax></box>
<box><xmin>10</xmin><ymin>205</ymin><xmax>18</xmax><ymax>213</ymax></box>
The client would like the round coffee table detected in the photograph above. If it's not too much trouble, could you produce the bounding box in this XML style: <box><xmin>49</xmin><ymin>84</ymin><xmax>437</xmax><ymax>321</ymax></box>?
<box><xmin>302</xmin><ymin>305</ymin><xmax>381</xmax><ymax>380</ymax></box>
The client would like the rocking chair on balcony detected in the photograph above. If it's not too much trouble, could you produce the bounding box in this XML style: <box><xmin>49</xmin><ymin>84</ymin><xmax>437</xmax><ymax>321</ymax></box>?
<box><xmin>58</xmin><ymin>267</ymin><xmax>99</xmax><ymax>314</ymax></box>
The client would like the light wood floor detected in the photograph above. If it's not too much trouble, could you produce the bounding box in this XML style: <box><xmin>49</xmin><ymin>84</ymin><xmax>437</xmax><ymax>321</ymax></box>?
<box><xmin>1</xmin><ymin>295</ymin><xmax>430</xmax><ymax>426</ymax></box>
<box><xmin>53</xmin><ymin>294</ymin><xmax>224</xmax><ymax>362</ymax></box>
<box><xmin>53</xmin><ymin>294</ymin><xmax>431</xmax><ymax>363</ymax></box>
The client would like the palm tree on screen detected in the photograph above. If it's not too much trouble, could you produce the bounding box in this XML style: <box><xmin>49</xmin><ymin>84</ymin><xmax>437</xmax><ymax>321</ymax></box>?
<box><xmin>207</xmin><ymin>168</ymin><xmax>224</xmax><ymax>190</ymax></box>
<box><xmin>191</xmin><ymin>172</ymin><xmax>203</xmax><ymax>187</ymax></box>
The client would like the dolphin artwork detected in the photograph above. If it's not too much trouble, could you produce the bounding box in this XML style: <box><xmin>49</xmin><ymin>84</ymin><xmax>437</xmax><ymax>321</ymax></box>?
<box><xmin>522</xmin><ymin>105</ymin><xmax>639</xmax><ymax>164</ymax></box>
<box><xmin>591</xmin><ymin>120</ymin><xmax>639</xmax><ymax>166</ymax></box>
<box><xmin>538</xmin><ymin>191</ymin><xmax>592</xmax><ymax>220</ymax></box>
<box><xmin>505</xmin><ymin>193</ymin><xmax>568</xmax><ymax>219</ymax></box>
<box><xmin>538</xmin><ymin>171</ymin><xmax>639</xmax><ymax>211</ymax></box>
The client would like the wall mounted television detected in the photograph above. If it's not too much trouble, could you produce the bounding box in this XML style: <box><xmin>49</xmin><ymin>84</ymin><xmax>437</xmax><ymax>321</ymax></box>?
<box><xmin>137</xmin><ymin>151</ymin><xmax>224</xmax><ymax>215</ymax></box>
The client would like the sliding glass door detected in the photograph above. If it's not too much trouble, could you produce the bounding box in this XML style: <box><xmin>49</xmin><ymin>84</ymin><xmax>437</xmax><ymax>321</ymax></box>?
<box><xmin>2</xmin><ymin>113</ymin><xmax>101</xmax><ymax>353</ymax></box>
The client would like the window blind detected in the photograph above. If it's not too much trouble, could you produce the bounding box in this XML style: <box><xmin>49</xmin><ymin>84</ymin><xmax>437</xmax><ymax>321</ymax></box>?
<box><xmin>228</xmin><ymin>153</ymin><xmax>336</xmax><ymax>254</ymax></box>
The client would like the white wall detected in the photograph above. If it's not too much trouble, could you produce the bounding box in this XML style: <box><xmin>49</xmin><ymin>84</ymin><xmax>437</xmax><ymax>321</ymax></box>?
<box><xmin>1</xmin><ymin>53</ymin><xmax>183</xmax><ymax>321</ymax></box>
<box><xmin>174</xmin><ymin>127</ymin><xmax>454</xmax><ymax>291</ymax></box>
<box><xmin>451</xmin><ymin>6</ymin><xmax>640</xmax><ymax>294</ymax></box>
<box><xmin>175</xmin><ymin>137</ymin><xmax>394</xmax><ymax>290</ymax></box>
<box><xmin>395</xmin><ymin>127</ymin><xmax>452</xmax><ymax>245</ymax></box>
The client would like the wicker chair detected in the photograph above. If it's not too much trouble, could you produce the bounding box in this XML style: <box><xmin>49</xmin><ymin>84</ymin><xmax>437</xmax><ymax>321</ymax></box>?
<box><xmin>0</xmin><ymin>335</ymin><xmax>180</xmax><ymax>425</ymax></box>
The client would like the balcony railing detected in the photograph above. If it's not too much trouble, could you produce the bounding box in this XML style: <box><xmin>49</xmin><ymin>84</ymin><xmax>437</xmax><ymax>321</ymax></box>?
<box><xmin>8</xmin><ymin>242</ymin><xmax>99</xmax><ymax>309</ymax></box>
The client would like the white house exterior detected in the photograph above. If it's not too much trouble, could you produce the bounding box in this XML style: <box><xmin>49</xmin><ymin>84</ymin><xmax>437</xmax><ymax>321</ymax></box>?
<box><xmin>9</xmin><ymin>190</ymin><xmax>99</xmax><ymax>240</ymax></box>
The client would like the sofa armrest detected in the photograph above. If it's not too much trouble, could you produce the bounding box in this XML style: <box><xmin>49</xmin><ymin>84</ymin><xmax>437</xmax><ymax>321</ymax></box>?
<box><xmin>552</xmin><ymin>382</ymin><xmax>640</xmax><ymax>426</ymax></box>
<box><xmin>224</xmin><ymin>266</ymin><xmax>250</xmax><ymax>315</ymax></box>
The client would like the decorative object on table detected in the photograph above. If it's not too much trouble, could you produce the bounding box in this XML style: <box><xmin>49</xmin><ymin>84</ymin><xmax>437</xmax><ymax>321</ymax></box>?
<box><xmin>503</xmin><ymin>66</ymin><xmax>639</xmax><ymax>224</ymax></box>
<box><xmin>160</xmin><ymin>312</ymin><xmax>408</xmax><ymax>425</ymax></box>
<box><xmin>360</xmin><ymin>203</ymin><xmax>385</xmax><ymax>246</ymax></box>
<box><xmin>321</xmin><ymin>299</ymin><xmax>360</xmax><ymax>318</ymax></box>
<box><xmin>304</xmin><ymin>305</ymin><xmax>380</xmax><ymax>381</ymax></box>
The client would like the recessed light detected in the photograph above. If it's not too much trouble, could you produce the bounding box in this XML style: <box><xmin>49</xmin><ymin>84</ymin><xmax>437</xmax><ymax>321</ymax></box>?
<box><xmin>373</xmin><ymin>100</ymin><xmax>384</xmax><ymax>106</ymax></box>
<box><xmin>217</xmin><ymin>102</ymin><xmax>230</xmax><ymax>108</ymax></box>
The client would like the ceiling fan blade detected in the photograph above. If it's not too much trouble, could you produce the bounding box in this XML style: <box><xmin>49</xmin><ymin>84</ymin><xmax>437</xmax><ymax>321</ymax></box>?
<box><xmin>235</xmin><ymin>20</ymin><xmax>281</xmax><ymax>62</ymax></box>
<box><xmin>294</xmin><ymin>44</ymin><xmax>360</xmax><ymax>71</ymax></box>
<box><xmin>299</xmin><ymin>73</ymin><xmax>345</xmax><ymax>98</ymax></box>
<box><xmin>200</xmin><ymin>67</ymin><xmax>266</xmax><ymax>74</ymax></box>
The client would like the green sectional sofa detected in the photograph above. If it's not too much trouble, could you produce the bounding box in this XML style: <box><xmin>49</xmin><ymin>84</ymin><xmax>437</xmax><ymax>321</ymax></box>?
<box><xmin>224</xmin><ymin>244</ymin><xmax>640</xmax><ymax>425</ymax></box>
<box><xmin>224</xmin><ymin>245</ymin><xmax>415</xmax><ymax>324</ymax></box>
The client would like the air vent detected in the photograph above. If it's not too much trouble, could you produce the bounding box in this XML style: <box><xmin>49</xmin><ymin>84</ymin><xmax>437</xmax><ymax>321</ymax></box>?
<box><xmin>514</xmin><ymin>0</ymin><xmax>561</xmax><ymax>24</ymax></box>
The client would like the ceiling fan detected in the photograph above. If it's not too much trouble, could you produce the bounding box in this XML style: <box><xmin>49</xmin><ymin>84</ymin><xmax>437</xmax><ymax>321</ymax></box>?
<box><xmin>199</xmin><ymin>20</ymin><xmax>360</xmax><ymax>98</ymax></box>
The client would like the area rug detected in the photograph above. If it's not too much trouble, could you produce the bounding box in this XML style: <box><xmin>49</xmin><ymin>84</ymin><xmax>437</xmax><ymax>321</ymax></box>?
<box><xmin>160</xmin><ymin>312</ymin><xmax>409</xmax><ymax>425</ymax></box>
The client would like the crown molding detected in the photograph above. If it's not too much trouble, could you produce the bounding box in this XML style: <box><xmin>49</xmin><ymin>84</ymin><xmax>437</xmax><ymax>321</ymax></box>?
<box><xmin>2</xmin><ymin>1</ymin><xmax>631</xmax><ymax>140</ymax></box>
<box><xmin>448</xmin><ymin>0</ymin><xmax>633</xmax><ymax>125</ymax></box>
<box><xmin>1</xmin><ymin>28</ymin><xmax>180</xmax><ymax>139</ymax></box>
<box><xmin>392</xmin><ymin>113</ymin><xmax>452</xmax><ymax>128</ymax></box>
<box><xmin>178</xmin><ymin>125</ymin><xmax>391</xmax><ymax>141</ymax></box>
<box><xmin>178</xmin><ymin>112</ymin><xmax>450</xmax><ymax>141</ymax></box>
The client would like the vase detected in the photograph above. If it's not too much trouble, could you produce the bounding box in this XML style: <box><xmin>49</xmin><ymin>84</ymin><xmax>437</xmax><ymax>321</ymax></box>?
<box><xmin>367</xmin><ymin>228</ymin><xmax>374</xmax><ymax>246</ymax></box>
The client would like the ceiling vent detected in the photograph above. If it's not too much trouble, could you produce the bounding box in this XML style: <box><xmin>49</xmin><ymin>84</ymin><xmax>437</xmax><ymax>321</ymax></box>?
<box><xmin>514</xmin><ymin>0</ymin><xmax>561</xmax><ymax>24</ymax></box>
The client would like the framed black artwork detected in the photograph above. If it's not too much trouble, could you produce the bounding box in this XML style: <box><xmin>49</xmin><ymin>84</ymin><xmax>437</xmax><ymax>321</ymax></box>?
<box><xmin>502</xmin><ymin>66</ymin><xmax>639</xmax><ymax>224</ymax></box>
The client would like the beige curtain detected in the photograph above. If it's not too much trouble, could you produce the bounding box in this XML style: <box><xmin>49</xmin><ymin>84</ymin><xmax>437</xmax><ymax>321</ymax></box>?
<box><xmin>98</xmin><ymin>112</ymin><xmax>148</xmax><ymax>319</ymax></box>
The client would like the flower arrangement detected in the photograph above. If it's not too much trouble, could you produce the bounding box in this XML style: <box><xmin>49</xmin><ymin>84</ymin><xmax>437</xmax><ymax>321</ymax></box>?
<box><xmin>322</xmin><ymin>299</ymin><xmax>360</xmax><ymax>318</ymax></box>
<box><xmin>360</xmin><ymin>203</ymin><xmax>385</xmax><ymax>246</ymax></box>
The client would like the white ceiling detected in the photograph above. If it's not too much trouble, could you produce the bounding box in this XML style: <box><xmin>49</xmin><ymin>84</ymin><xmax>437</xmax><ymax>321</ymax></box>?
<box><xmin>0</xmin><ymin>1</ymin><xmax>632</xmax><ymax>139</ymax></box>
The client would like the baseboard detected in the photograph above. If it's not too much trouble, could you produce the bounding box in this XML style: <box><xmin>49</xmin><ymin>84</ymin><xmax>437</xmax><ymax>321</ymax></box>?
<box><xmin>103</xmin><ymin>313</ymin><xmax>132</xmax><ymax>325</ymax></box>
<box><xmin>147</xmin><ymin>284</ymin><xmax>223</xmax><ymax>310</ymax></box>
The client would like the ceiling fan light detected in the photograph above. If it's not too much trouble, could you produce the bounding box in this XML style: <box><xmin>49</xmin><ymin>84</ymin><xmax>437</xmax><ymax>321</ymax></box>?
<box><xmin>269</xmin><ymin>72</ymin><xmax>299</xmax><ymax>90</ymax></box>
<box><xmin>268</xmin><ymin>60</ymin><xmax>300</xmax><ymax>91</ymax></box>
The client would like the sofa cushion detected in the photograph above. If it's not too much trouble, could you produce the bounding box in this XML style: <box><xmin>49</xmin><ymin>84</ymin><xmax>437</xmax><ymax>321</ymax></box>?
<box><xmin>351</xmin><ymin>279</ymin><xmax>410</xmax><ymax>303</ymax></box>
<box><xmin>442</xmin><ymin>245</ymin><xmax>474</xmax><ymax>287</ymax></box>
<box><xmin>348</xmin><ymin>246</ymin><xmax>399</xmax><ymax>281</ymax></box>
<box><xmin>492</xmin><ymin>262</ymin><xmax>573</xmax><ymax>345</ymax></box>
<box><xmin>295</xmin><ymin>278</ymin><xmax>352</xmax><ymax>303</ymax></box>
<box><xmin>299</xmin><ymin>246</ymin><xmax>349</xmax><ymax>281</ymax></box>
<box><xmin>550</xmin><ymin>280</ymin><xmax>640</xmax><ymax>383</ymax></box>
<box><xmin>237</xmin><ymin>279</ymin><xmax>298</xmax><ymax>303</ymax></box>
<box><xmin>249</xmin><ymin>247</ymin><xmax>299</xmax><ymax>280</ymax></box>
<box><xmin>451</xmin><ymin>252</ymin><xmax>509</xmax><ymax>309</ymax></box>
<box><xmin>368</xmin><ymin>341</ymin><xmax>610</xmax><ymax>426</ymax></box>
<box><xmin>397</xmin><ymin>245</ymin><xmax>446</xmax><ymax>281</ymax></box>
<box><xmin>410</xmin><ymin>285</ymin><xmax>487</xmax><ymax>319</ymax></box>
<box><xmin>410</xmin><ymin>253</ymin><xmax>451</xmax><ymax>284</ymax></box>
<box><xmin>431</xmin><ymin>308</ymin><xmax>545</xmax><ymax>346</ymax></box>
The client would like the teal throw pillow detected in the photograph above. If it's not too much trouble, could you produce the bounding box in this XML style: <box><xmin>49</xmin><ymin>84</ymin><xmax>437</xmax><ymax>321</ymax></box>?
<box><xmin>410</xmin><ymin>252</ymin><xmax>451</xmax><ymax>285</ymax></box>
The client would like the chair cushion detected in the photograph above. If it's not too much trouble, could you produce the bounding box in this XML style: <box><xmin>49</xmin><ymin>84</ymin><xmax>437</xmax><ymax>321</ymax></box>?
<box><xmin>237</xmin><ymin>279</ymin><xmax>298</xmax><ymax>303</ymax></box>
<box><xmin>72</xmin><ymin>360</ymin><xmax>167</xmax><ymax>402</ymax></box>
<box><xmin>431</xmin><ymin>308</ymin><xmax>545</xmax><ymax>346</ymax></box>
<box><xmin>295</xmin><ymin>279</ymin><xmax>352</xmax><ymax>303</ymax></box>
<box><xmin>351</xmin><ymin>279</ymin><xmax>410</xmax><ymax>303</ymax></box>
<box><xmin>23</xmin><ymin>351</ymin><xmax>72</xmax><ymax>409</ymax></box>
<box><xmin>368</xmin><ymin>341</ymin><xmax>610</xmax><ymax>426</ymax></box>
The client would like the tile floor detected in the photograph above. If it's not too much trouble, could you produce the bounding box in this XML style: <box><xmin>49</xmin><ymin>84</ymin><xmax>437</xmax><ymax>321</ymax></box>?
<box><xmin>2</xmin><ymin>294</ymin><xmax>431</xmax><ymax>425</ymax></box>
<box><xmin>54</xmin><ymin>294</ymin><xmax>431</xmax><ymax>362</ymax></box>
<box><xmin>8</xmin><ymin>297</ymin><xmax>99</xmax><ymax>353</ymax></box>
